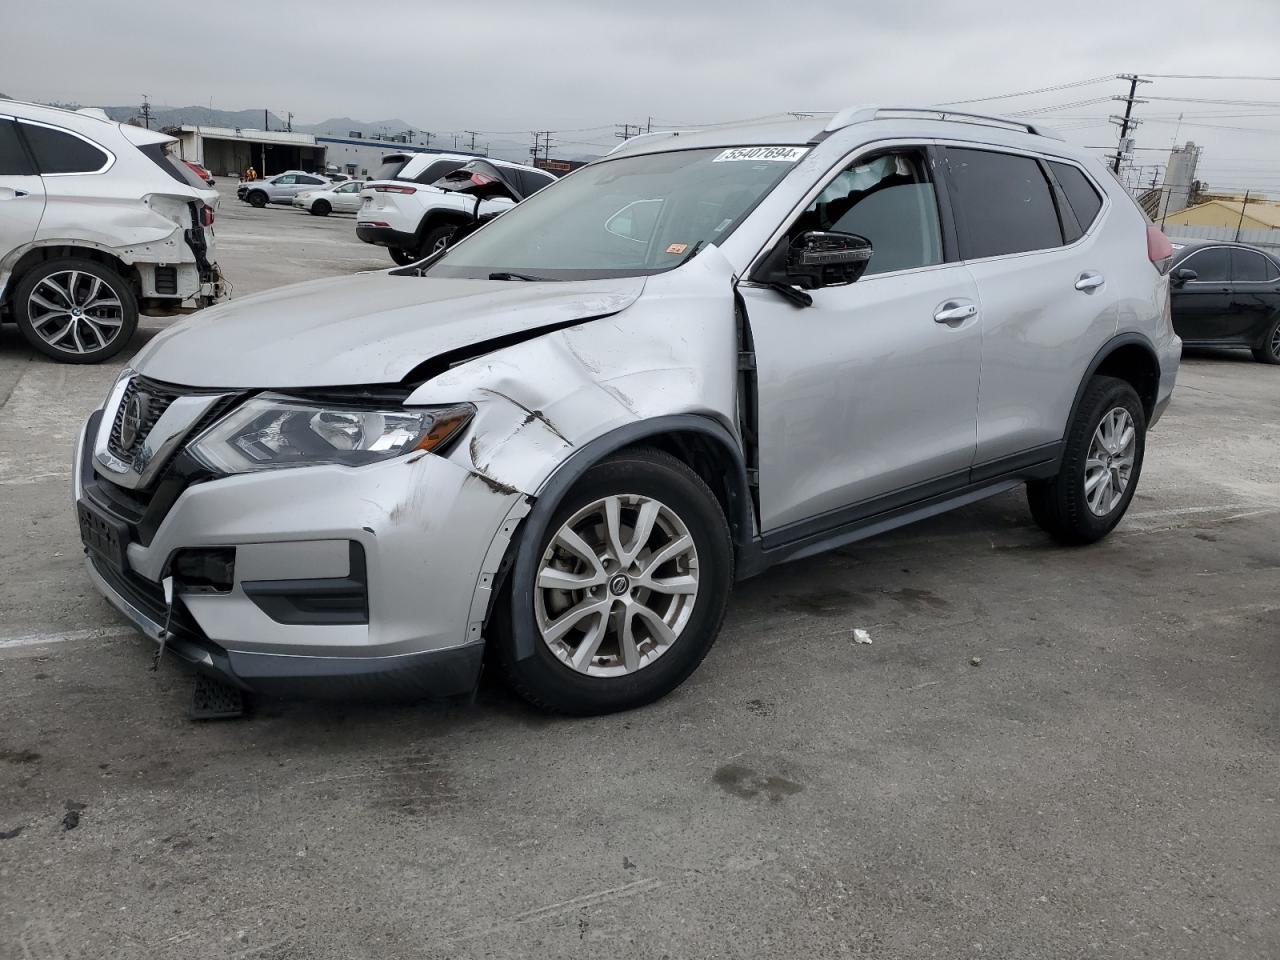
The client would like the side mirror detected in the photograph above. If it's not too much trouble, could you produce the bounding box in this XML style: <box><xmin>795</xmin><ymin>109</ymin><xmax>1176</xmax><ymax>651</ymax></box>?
<box><xmin>785</xmin><ymin>231</ymin><xmax>873</xmax><ymax>289</ymax></box>
<box><xmin>1171</xmin><ymin>267</ymin><xmax>1197</xmax><ymax>286</ymax></box>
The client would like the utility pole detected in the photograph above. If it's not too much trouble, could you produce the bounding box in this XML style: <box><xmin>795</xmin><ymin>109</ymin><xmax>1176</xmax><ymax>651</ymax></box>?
<box><xmin>140</xmin><ymin>95</ymin><xmax>152</xmax><ymax>130</ymax></box>
<box><xmin>1234</xmin><ymin>190</ymin><xmax>1251</xmax><ymax>242</ymax></box>
<box><xmin>530</xmin><ymin>131</ymin><xmax>554</xmax><ymax>165</ymax></box>
<box><xmin>264</xmin><ymin>109</ymin><xmax>269</xmax><ymax>132</ymax></box>
<box><xmin>616</xmin><ymin>123</ymin><xmax>640</xmax><ymax>141</ymax></box>
<box><xmin>646</xmin><ymin>116</ymin><xmax>653</xmax><ymax>134</ymax></box>
<box><xmin>1110</xmin><ymin>73</ymin><xmax>1151</xmax><ymax>175</ymax></box>
<box><xmin>286</xmin><ymin>111</ymin><xmax>293</xmax><ymax>133</ymax></box>
<box><xmin>465</xmin><ymin>130</ymin><xmax>479</xmax><ymax>152</ymax></box>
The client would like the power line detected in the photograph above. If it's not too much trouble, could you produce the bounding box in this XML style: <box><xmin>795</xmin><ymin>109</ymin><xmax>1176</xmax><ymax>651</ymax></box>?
<box><xmin>1141</xmin><ymin>73</ymin><xmax>1280</xmax><ymax>81</ymax></box>
<box><xmin>935</xmin><ymin>74</ymin><xmax>1118</xmax><ymax>106</ymax></box>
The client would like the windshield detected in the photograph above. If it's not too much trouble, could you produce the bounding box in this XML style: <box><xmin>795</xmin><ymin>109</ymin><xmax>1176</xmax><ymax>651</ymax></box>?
<box><xmin>425</xmin><ymin>146</ymin><xmax>807</xmax><ymax>280</ymax></box>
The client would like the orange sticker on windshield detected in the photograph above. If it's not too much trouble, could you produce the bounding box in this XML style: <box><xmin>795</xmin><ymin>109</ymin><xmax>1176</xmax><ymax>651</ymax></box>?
<box><xmin>666</xmin><ymin>243</ymin><xmax>688</xmax><ymax>255</ymax></box>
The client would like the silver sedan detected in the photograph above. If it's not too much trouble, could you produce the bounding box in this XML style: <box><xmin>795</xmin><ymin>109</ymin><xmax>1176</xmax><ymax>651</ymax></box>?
<box><xmin>291</xmin><ymin>180</ymin><xmax>364</xmax><ymax>216</ymax></box>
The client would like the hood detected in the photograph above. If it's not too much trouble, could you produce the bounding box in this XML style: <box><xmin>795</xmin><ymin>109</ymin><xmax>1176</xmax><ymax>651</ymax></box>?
<box><xmin>129</xmin><ymin>272</ymin><xmax>646</xmax><ymax>389</ymax></box>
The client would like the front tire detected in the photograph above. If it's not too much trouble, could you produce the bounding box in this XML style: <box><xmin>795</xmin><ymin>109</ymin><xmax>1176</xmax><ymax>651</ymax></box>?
<box><xmin>248</xmin><ymin>191</ymin><xmax>268</xmax><ymax>208</ymax></box>
<box><xmin>1027</xmin><ymin>375</ymin><xmax>1146</xmax><ymax>545</ymax></box>
<box><xmin>389</xmin><ymin>248</ymin><xmax>418</xmax><ymax>266</ymax></box>
<box><xmin>310</xmin><ymin>199</ymin><xmax>331</xmax><ymax>217</ymax></box>
<box><xmin>1251</xmin><ymin>317</ymin><xmax>1280</xmax><ymax>364</ymax></box>
<box><xmin>497</xmin><ymin>448</ymin><xmax>733</xmax><ymax>715</ymax></box>
<box><xmin>13</xmin><ymin>259</ymin><xmax>138</xmax><ymax>364</ymax></box>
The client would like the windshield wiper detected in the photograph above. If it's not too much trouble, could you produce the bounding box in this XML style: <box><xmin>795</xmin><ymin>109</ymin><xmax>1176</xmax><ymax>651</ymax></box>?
<box><xmin>488</xmin><ymin>271</ymin><xmax>557</xmax><ymax>282</ymax></box>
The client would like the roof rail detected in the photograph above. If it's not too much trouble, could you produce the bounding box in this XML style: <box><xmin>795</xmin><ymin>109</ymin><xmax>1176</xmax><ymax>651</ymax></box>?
<box><xmin>823</xmin><ymin>105</ymin><xmax>1063</xmax><ymax>141</ymax></box>
<box><xmin>607</xmin><ymin>129</ymin><xmax>689</xmax><ymax>155</ymax></box>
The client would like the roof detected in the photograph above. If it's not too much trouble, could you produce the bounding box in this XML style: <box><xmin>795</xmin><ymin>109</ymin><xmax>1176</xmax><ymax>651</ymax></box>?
<box><xmin>174</xmin><ymin>124</ymin><xmax>315</xmax><ymax>146</ymax></box>
<box><xmin>1165</xmin><ymin>199</ymin><xmax>1280</xmax><ymax>230</ymax></box>
<box><xmin>609</xmin><ymin>105</ymin><xmax>1066</xmax><ymax>158</ymax></box>
<box><xmin>1170</xmin><ymin>237</ymin><xmax>1280</xmax><ymax>260</ymax></box>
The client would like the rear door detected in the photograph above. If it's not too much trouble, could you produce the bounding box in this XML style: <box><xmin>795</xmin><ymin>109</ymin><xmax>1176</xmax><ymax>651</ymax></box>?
<box><xmin>1171</xmin><ymin>246</ymin><xmax>1233</xmax><ymax>341</ymax></box>
<box><xmin>332</xmin><ymin>181</ymin><xmax>362</xmax><ymax>212</ymax></box>
<box><xmin>943</xmin><ymin>146</ymin><xmax>1118</xmax><ymax>469</ymax></box>
<box><xmin>1229</xmin><ymin>247</ymin><xmax>1280</xmax><ymax>343</ymax></box>
<box><xmin>0</xmin><ymin>118</ymin><xmax>44</xmax><ymax>270</ymax></box>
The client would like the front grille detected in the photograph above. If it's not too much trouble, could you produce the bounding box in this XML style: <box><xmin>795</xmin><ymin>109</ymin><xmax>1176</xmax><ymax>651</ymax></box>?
<box><xmin>107</xmin><ymin>376</ymin><xmax>185</xmax><ymax>460</ymax></box>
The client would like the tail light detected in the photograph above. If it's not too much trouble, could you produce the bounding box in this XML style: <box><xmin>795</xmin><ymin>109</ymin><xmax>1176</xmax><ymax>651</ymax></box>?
<box><xmin>200</xmin><ymin>206</ymin><xmax>215</xmax><ymax>227</ymax></box>
<box><xmin>373</xmin><ymin>184</ymin><xmax>417</xmax><ymax>194</ymax></box>
<box><xmin>470</xmin><ymin>173</ymin><xmax>497</xmax><ymax>187</ymax></box>
<box><xmin>1147</xmin><ymin>223</ymin><xmax>1173</xmax><ymax>274</ymax></box>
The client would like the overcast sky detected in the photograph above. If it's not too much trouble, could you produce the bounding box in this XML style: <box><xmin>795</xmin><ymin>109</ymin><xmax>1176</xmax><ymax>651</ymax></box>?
<box><xmin>5</xmin><ymin>0</ymin><xmax>1280</xmax><ymax>195</ymax></box>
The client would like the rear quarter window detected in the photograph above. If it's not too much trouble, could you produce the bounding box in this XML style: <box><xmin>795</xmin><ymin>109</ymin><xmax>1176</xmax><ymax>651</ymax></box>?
<box><xmin>1049</xmin><ymin>161</ymin><xmax>1104</xmax><ymax>231</ymax></box>
<box><xmin>946</xmin><ymin>147</ymin><xmax>1063</xmax><ymax>259</ymax></box>
<box><xmin>19</xmin><ymin>122</ymin><xmax>110</xmax><ymax>174</ymax></box>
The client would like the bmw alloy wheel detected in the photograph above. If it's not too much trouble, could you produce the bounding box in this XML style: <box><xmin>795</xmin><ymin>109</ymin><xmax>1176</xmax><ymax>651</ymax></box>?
<box><xmin>1084</xmin><ymin>407</ymin><xmax>1136</xmax><ymax>516</ymax></box>
<box><xmin>26</xmin><ymin>270</ymin><xmax>125</xmax><ymax>356</ymax></box>
<box><xmin>534</xmin><ymin>494</ymin><xmax>700</xmax><ymax>677</ymax></box>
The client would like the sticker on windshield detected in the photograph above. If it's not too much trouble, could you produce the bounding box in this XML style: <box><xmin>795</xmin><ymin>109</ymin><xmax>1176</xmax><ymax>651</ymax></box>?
<box><xmin>666</xmin><ymin>243</ymin><xmax>688</xmax><ymax>255</ymax></box>
<box><xmin>712</xmin><ymin>146</ymin><xmax>809</xmax><ymax>163</ymax></box>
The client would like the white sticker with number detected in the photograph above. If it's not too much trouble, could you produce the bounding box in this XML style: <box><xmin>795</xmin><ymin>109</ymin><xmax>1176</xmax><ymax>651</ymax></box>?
<box><xmin>712</xmin><ymin>146</ymin><xmax>809</xmax><ymax>163</ymax></box>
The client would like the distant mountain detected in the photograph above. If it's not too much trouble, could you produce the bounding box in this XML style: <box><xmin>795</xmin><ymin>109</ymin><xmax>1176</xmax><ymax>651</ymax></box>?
<box><xmin>99</xmin><ymin>105</ymin><xmax>287</xmax><ymax>131</ymax></box>
<box><xmin>294</xmin><ymin>117</ymin><xmax>418</xmax><ymax>138</ymax></box>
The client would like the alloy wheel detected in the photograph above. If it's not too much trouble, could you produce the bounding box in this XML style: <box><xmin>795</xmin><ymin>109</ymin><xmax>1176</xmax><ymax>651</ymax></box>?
<box><xmin>1271</xmin><ymin>323</ymin><xmax>1280</xmax><ymax>360</ymax></box>
<box><xmin>26</xmin><ymin>270</ymin><xmax>124</xmax><ymax>356</ymax></box>
<box><xmin>535</xmin><ymin>494</ymin><xmax>700</xmax><ymax>678</ymax></box>
<box><xmin>1084</xmin><ymin>407</ymin><xmax>1136</xmax><ymax>516</ymax></box>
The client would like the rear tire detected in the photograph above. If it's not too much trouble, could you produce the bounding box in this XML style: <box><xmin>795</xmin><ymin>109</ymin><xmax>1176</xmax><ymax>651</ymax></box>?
<box><xmin>496</xmin><ymin>448</ymin><xmax>733</xmax><ymax>715</ymax></box>
<box><xmin>389</xmin><ymin>248</ymin><xmax>418</xmax><ymax>266</ymax></box>
<box><xmin>418</xmin><ymin>224</ymin><xmax>456</xmax><ymax>259</ymax></box>
<box><xmin>13</xmin><ymin>258</ymin><xmax>138</xmax><ymax>364</ymax></box>
<box><xmin>1251</xmin><ymin>317</ymin><xmax>1280</xmax><ymax>364</ymax></box>
<box><xmin>248</xmin><ymin>191</ymin><xmax>268</xmax><ymax>208</ymax></box>
<box><xmin>310</xmin><ymin>199</ymin><xmax>331</xmax><ymax>217</ymax></box>
<box><xmin>1027</xmin><ymin>375</ymin><xmax>1146</xmax><ymax>545</ymax></box>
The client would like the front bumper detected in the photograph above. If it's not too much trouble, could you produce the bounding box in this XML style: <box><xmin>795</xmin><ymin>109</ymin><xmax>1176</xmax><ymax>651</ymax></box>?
<box><xmin>74</xmin><ymin>408</ymin><xmax>525</xmax><ymax>699</ymax></box>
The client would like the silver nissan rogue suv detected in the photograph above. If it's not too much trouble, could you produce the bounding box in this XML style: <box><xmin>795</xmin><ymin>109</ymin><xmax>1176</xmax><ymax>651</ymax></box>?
<box><xmin>74</xmin><ymin>106</ymin><xmax>1180</xmax><ymax>714</ymax></box>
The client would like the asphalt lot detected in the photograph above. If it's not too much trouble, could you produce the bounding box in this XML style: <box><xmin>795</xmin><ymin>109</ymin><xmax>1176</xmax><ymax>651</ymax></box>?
<box><xmin>1</xmin><ymin>188</ymin><xmax>1278</xmax><ymax>959</ymax></box>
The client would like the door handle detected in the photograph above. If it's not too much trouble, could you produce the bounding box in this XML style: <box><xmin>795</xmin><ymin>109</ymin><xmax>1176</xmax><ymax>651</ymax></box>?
<box><xmin>1075</xmin><ymin>272</ymin><xmax>1105</xmax><ymax>292</ymax></box>
<box><xmin>0</xmin><ymin>188</ymin><xmax>29</xmax><ymax>200</ymax></box>
<box><xmin>934</xmin><ymin>301</ymin><xmax>977</xmax><ymax>325</ymax></box>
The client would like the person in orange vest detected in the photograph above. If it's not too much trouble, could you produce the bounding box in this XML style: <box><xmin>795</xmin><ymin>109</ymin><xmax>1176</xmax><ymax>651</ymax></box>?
<box><xmin>244</xmin><ymin>166</ymin><xmax>257</xmax><ymax>182</ymax></box>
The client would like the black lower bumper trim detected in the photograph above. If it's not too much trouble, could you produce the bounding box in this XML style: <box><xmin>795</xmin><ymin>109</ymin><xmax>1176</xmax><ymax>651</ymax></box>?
<box><xmin>356</xmin><ymin>224</ymin><xmax>416</xmax><ymax>250</ymax></box>
<box><xmin>87</xmin><ymin>555</ymin><xmax>482</xmax><ymax>701</ymax></box>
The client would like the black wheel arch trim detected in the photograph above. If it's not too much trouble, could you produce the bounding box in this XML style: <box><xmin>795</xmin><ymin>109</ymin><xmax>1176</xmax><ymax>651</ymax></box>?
<box><xmin>1066</xmin><ymin>331</ymin><xmax>1161</xmax><ymax>430</ymax></box>
<box><xmin>506</xmin><ymin>413</ymin><xmax>751</xmax><ymax>661</ymax></box>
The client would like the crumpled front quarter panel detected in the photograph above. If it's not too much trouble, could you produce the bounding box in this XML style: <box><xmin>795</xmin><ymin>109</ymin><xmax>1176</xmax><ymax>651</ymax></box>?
<box><xmin>410</xmin><ymin>248</ymin><xmax>743</xmax><ymax>497</ymax></box>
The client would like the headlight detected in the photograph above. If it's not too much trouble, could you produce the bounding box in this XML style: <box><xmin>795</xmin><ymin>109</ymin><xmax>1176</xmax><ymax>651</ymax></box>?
<box><xmin>188</xmin><ymin>395</ymin><xmax>473</xmax><ymax>474</ymax></box>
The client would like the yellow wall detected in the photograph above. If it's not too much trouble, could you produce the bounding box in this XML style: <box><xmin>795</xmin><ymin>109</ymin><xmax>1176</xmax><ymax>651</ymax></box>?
<box><xmin>1163</xmin><ymin>202</ymin><xmax>1280</xmax><ymax>230</ymax></box>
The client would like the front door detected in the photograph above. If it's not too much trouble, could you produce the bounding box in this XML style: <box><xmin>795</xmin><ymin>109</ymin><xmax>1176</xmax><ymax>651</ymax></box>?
<box><xmin>0</xmin><ymin>118</ymin><xmax>45</xmax><ymax>278</ymax></box>
<box><xmin>743</xmin><ymin>145</ymin><xmax>982</xmax><ymax>533</ymax></box>
<box><xmin>1171</xmin><ymin>246</ymin><xmax>1234</xmax><ymax>341</ymax></box>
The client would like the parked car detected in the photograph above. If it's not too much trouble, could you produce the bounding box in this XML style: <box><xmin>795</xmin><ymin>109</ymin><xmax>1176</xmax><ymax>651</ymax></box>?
<box><xmin>74</xmin><ymin>107</ymin><xmax>1179</xmax><ymax>713</ymax></box>
<box><xmin>0</xmin><ymin>99</ymin><xmax>223</xmax><ymax>363</ymax></box>
<box><xmin>357</xmin><ymin>156</ymin><xmax>555</xmax><ymax>265</ymax></box>
<box><xmin>291</xmin><ymin>179</ymin><xmax>362</xmax><ymax>216</ymax></box>
<box><xmin>1167</xmin><ymin>239</ymin><xmax>1280</xmax><ymax>364</ymax></box>
<box><xmin>237</xmin><ymin>170</ymin><xmax>329</xmax><ymax>207</ymax></box>
<box><xmin>183</xmin><ymin>160</ymin><xmax>215</xmax><ymax>186</ymax></box>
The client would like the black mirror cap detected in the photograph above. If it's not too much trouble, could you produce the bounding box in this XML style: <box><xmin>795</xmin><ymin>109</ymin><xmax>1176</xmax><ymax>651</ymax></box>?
<box><xmin>1172</xmin><ymin>267</ymin><xmax>1198</xmax><ymax>285</ymax></box>
<box><xmin>785</xmin><ymin>231</ymin><xmax>873</xmax><ymax>289</ymax></box>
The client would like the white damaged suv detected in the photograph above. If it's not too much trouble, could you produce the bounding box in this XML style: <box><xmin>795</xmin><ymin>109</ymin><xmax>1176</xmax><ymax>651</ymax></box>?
<box><xmin>74</xmin><ymin>107</ymin><xmax>1179</xmax><ymax>714</ymax></box>
<box><xmin>0</xmin><ymin>100</ymin><xmax>222</xmax><ymax>363</ymax></box>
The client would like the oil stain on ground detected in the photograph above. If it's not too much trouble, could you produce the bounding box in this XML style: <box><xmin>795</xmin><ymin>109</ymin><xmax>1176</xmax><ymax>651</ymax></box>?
<box><xmin>712</xmin><ymin>764</ymin><xmax>803</xmax><ymax>802</ymax></box>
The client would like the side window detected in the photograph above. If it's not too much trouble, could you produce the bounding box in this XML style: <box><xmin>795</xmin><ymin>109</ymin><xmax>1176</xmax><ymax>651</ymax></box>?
<box><xmin>274</xmin><ymin>174</ymin><xmax>297</xmax><ymax>185</ymax></box>
<box><xmin>19</xmin><ymin>122</ymin><xmax>109</xmax><ymax>175</ymax></box>
<box><xmin>1232</xmin><ymin>249</ymin><xmax>1278</xmax><ymax>282</ymax></box>
<box><xmin>946</xmin><ymin>148</ymin><xmax>1063</xmax><ymax>259</ymax></box>
<box><xmin>337</xmin><ymin>182</ymin><xmax>359</xmax><ymax>194</ymax></box>
<box><xmin>1182</xmin><ymin>248</ymin><xmax>1230</xmax><ymax>283</ymax></box>
<box><xmin>789</xmin><ymin>149</ymin><xmax>943</xmax><ymax>276</ymax></box>
<box><xmin>299</xmin><ymin>175</ymin><xmax>324</xmax><ymax>185</ymax></box>
<box><xmin>0</xmin><ymin>120</ymin><xmax>33</xmax><ymax>176</ymax></box>
<box><xmin>1049</xmin><ymin>161</ymin><xmax>1104</xmax><ymax>231</ymax></box>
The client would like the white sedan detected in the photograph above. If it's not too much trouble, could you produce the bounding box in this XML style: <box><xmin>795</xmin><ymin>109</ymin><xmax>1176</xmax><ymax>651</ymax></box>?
<box><xmin>291</xmin><ymin>180</ymin><xmax>364</xmax><ymax>216</ymax></box>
